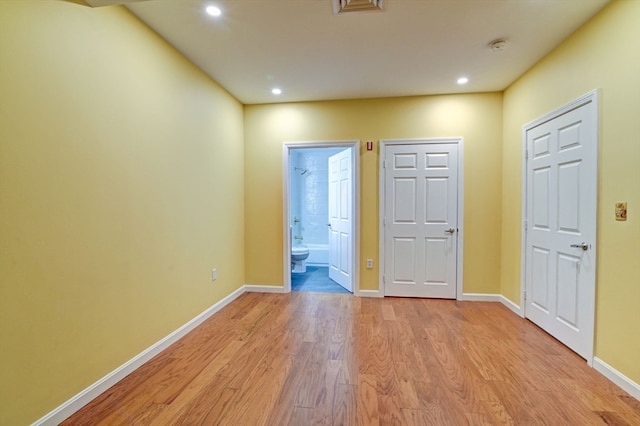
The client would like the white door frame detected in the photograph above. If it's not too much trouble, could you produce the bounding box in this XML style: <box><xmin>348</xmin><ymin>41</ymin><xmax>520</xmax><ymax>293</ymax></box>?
<box><xmin>379</xmin><ymin>138</ymin><xmax>465</xmax><ymax>299</ymax></box>
<box><xmin>283</xmin><ymin>141</ymin><xmax>360</xmax><ymax>294</ymax></box>
<box><xmin>520</xmin><ymin>89</ymin><xmax>599</xmax><ymax>364</ymax></box>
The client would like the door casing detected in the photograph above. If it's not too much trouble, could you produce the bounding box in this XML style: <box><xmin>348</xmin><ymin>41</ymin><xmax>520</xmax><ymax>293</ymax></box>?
<box><xmin>379</xmin><ymin>138</ymin><xmax>464</xmax><ymax>299</ymax></box>
<box><xmin>283</xmin><ymin>141</ymin><xmax>360</xmax><ymax>294</ymax></box>
<box><xmin>520</xmin><ymin>89</ymin><xmax>599</xmax><ymax>365</ymax></box>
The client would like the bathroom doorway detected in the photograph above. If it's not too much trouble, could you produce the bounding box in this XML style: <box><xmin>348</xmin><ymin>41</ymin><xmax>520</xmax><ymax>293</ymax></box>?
<box><xmin>283</xmin><ymin>141</ymin><xmax>359</xmax><ymax>294</ymax></box>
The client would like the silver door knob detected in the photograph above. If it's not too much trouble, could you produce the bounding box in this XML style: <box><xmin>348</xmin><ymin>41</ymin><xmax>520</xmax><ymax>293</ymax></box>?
<box><xmin>445</xmin><ymin>228</ymin><xmax>455</xmax><ymax>234</ymax></box>
<box><xmin>570</xmin><ymin>242</ymin><xmax>589</xmax><ymax>251</ymax></box>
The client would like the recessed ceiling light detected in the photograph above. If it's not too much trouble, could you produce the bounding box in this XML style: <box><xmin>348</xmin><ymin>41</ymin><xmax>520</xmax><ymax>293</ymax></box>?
<box><xmin>457</xmin><ymin>77</ymin><xmax>469</xmax><ymax>85</ymax></box>
<box><xmin>205</xmin><ymin>5</ymin><xmax>221</xmax><ymax>17</ymax></box>
<box><xmin>272</xmin><ymin>88</ymin><xmax>282</xmax><ymax>95</ymax></box>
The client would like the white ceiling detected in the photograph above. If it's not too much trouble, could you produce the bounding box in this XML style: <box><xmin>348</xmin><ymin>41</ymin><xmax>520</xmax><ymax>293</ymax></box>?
<box><xmin>85</xmin><ymin>0</ymin><xmax>610</xmax><ymax>104</ymax></box>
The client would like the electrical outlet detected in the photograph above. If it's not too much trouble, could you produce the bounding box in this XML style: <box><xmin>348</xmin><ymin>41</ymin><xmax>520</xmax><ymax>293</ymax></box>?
<box><xmin>366</xmin><ymin>259</ymin><xmax>373</xmax><ymax>269</ymax></box>
<box><xmin>211</xmin><ymin>268</ymin><xmax>217</xmax><ymax>281</ymax></box>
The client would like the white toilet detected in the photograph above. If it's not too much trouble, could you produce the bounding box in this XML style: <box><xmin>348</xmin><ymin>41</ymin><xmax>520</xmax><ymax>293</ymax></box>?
<box><xmin>291</xmin><ymin>245</ymin><xmax>310</xmax><ymax>273</ymax></box>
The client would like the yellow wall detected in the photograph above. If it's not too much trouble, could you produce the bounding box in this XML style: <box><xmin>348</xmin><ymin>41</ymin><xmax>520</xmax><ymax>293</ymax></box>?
<box><xmin>501</xmin><ymin>0</ymin><xmax>640</xmax><ymax>383</ymax></box>
<box><xmin>244</xmin><ymin>94</ymin><xmax>504</xmax><ymax>293</ymax></box>
<box><xmin>2</xmin><ymin>0</ymin><xmax>638</xmax><ymax>423</ymax></box>
<box><xmin>0</xmin><ymin>2</ymin><xmax>245</xmax><ymax>424</ymax></box>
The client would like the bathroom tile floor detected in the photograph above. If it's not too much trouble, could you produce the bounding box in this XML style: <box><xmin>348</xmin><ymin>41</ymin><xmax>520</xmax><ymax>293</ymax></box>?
<box><xmin>291</xmin><ymin>266</ymin><xmax>351</xmax><ymax>294</ymax></box>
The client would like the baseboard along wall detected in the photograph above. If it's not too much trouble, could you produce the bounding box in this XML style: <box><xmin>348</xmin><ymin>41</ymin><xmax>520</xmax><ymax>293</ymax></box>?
<box><xmin>32</xmin><ymin>288</ymin><xmax>638</xmax><ymax>425</ymax></box>
<box><xmin>244</xmin><ymin>284</ymin><xmax>286</xmax><ymax>293</ymax></box>
<box><xmin>32</xmin><ymin>286</ymin><xmax>247</xmax><ymax>426</ymax></box>
<box><xmin>593</xmin><ymin>357</ymin><xmax>640</xmax><ymax>401</ymax></box>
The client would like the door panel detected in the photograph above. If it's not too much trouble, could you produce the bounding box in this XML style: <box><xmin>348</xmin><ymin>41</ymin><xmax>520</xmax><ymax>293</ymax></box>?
<box><xmin>558</xmin><ymin>161</ymin><xmax>581</xmax><ymax>232</ymax></box>
<box><xmin>392</xmin><ymin>237</ymin><xmax>416</xmax><ymax>283</ymax></box>
<box><xmin>424</xmin><ymin>238</ymin><xmax>447</xmax><ymax>283</ymax></box>
<box><xmin>328</xmin><ymin>148</ymin><xmax>353</xmax><ymax>292</ymax></box>
<box><xmin>525</xmin><ymin>96</ymin><xmax>597</xmax><ymax>360</ymax></box>
<box><xmin>531</xmin><ymin>247</ymin><xmax>550</xmax><ymax>312</ymax></box>
<box><xmin>557</xmin><ymin>253</ymin><xmax>580</xmax><ymax>329</ymax></box>
<box><xmin>384</xmin><ymin>143</ymin><xmax>459</xmax><ymax>298</ymax></box>
<box><xmin>394</xmin><ymin>178</ymin><xmax>417</xmax><ymax>223</ymax></box>
<box><xmin>532</xmin><ymin>167</ymin><xmax>550</xmax><ymax>229</ymax></box>
<box><xmin>425</xmin><ymin>178</ymin><xmax>449</xmax><ymax>222</ymax></box>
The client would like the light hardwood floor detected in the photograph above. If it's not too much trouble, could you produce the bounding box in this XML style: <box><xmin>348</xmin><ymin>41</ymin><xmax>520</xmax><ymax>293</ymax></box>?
<box><xmin>63</xmin><ymin>292</ymin><xmax>640</xmax><ymax>425</ymax></box>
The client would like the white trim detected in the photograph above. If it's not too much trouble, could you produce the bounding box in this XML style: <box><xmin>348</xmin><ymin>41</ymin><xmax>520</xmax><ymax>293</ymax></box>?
<box><xmin>378</xmin><ymin>138</ymin><xmax>464</xmax><ymax>299</ymax></box>
<box><xmin>460</xmin><ymin>293</ymin><xmax>500</xmax><ymax>302</ymax></box>
<box><xmin>283</xmin><ymin>141</ymin><xmax>361</xmax><ymax>295</ymax></box>
<box><xmin>356</xmin><ymin>289</ymin><xmax>384</xmax><ymax>298</ymax></box>
<box><xmin>593</xmin><ymin>357</ymin><xmax>640</xmax><ymax>401</ymax></box>
<box><xmin>520</xmin><ymin>89</ymin><xmax>599</xmax><ymax>365</ymax></box>
<box><xmin>378</xmin><ymin>142</ymin><xmax>385</xmax><ymax>296</ymax></box>
<box><xmin>520</xmin><ymin>114</ymin><xmax>528</xmax><ymax>313</ymax></box>
<box><xmin>29</xmin><ymin>283</ymin><xmax>639</xmax><ymax>425</ymax></box>
<box><xmin>243</xmin><ymin>284</ymin><xmax>286</xmax><ymax>293</ymax></box>
<box><xmin>457</xmin><ymin>139</ymin><xmax>465</xmax><ymax>301</ymax></box>
<box><xmin>31</xmin><ymin>286</ymin><xmax>246</xmax><ymax>426</ymax></box>
<box><xmin>460</xmin><ymin>293</ymin><xmax>522</xmax><ymax>316</ymax></box>
<box><xmin>283</xmin><ymin>143</ymin><xmax>291</xmax><ymax>293</ymax></box>
<box><xmin>499</xmin><ymin>295</ymin><xmax>523</xmax><ymax>316</ymax></box>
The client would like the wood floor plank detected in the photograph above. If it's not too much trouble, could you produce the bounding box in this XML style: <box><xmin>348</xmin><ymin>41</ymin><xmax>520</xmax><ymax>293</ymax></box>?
<box><xmin>62</xmin><ymin>293</ymin><xmax>640</xmax><ymax>425</ymax></box>
<box><xmin>265</xmin><ymin>342</ymin><xmax>315</xmax><ymax>426</ymax></box>
<box><xmin>480</xmin><ymin>399</ymin><xmax>515</xmax><ymax>425</ymax></box>
<box><xmin>194</xmin><ymin>385</ymin><xmax>238</xmax><ymax>425</ymax></box>
<box><xmin>145</xmin><ymin>340</ymin><xmax>246</xmax><ymax>423</ymax></box>
<box><xmin>308</xmin><ymin>359</ymin><xmax>342</xmax><ymax>425</ymax></box>
<box><xmin>287</xmin><ymin>406</ymin><xmax>314</xmax><ymax>426</ymax></box>
<box><xmin>332</xmin><ymin>383</ymin><xmax>357</xmax><ymax>426</ymax></box>
<box><xmin>356</xmin><ymin>374</ymin><xmax>379</xmax><ymax>426</ymax></box>
<box><xmin>215</xmin><ymin>350</ymin><xmax>294</xmax><ymax>425</ymax></box>
<box><xmin>160</xmin><ymin>374</ymin><xmax>235</xmax><ymax>425</ymax></box>
<box><xmin>377</xmin><ymin>394</ymin><xmax>405</xmax><ymax>426</ymax></box>
<box><xmin>381</xmin><ymin>303</ymin><xmax>396</xmax><ymax>321</ymax></box>
<box><xmin>393</xmin><ymin>361</ymin><xmax>421</xmax><ymax>410</ymax></box>
<box><xmin>295</xmin><ymin>342</ymin><xmax>329</xmax><ymax>408</ymax></box>
<box><xmin>338</xmin><ymin>331</ymin><xmax>358</xmax><ymax>386</ymax></box>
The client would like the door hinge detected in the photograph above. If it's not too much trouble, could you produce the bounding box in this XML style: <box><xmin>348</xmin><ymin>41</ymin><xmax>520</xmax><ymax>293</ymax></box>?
<box><xmin>524</xmin><ymin>220</ymin><xmax>528</xmax><ymax>230</ymax></box>
<box><xmin>383</xmin><ymin>217</ymin><xmax>386</xmax><ymax>226</ymax></box>
<box><xmin>524</xmin><ymin>290</ymin><xmax>527</xmax><ymax>302</ymax></box>
<box><xmin>383</xmin><ymin>274</ymin><xmax>386</xmax><ymax>284</ymax></box>
<box><xmin>382</xmin><ymin>160</ymin><xmax>386</xmax><ymax>169</ymax></box>
<box><xmin>525</xmin><ymin>150</ymin><xmax>529</xmax><ymax>160</ymax></box>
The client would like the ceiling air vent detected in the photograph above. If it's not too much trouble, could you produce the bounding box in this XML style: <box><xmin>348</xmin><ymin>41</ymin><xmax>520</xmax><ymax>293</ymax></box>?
<box><xmin>333</xmin><ymin>0</ymin><xmax>384</xmax><ymax>15</ymax></box>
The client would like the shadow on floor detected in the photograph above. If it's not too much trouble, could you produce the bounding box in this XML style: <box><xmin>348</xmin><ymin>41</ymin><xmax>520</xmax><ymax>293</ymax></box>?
<box><xmin>291</xmin><ymin>266</ymin><xmax>351</xmax><ymax>294</ymax></box>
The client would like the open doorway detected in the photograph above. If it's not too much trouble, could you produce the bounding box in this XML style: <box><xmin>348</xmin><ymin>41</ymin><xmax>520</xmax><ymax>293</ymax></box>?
<box><xmin>283</xmin><ymin>141</ymin><xmax>360</xmax><ymax>294</ymax></box>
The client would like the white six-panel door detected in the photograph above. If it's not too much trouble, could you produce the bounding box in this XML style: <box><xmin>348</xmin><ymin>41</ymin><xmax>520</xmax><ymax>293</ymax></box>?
<box><xmin>328</xmin><ymin>148</ymin><xmax>353</xmax><ymax>292</ymax></box>
<box><xmin>524</xmin><ymin>93</ymin><xmax>597</xmax><ymax>360</ymax></box>
<box><xmin>383</xmin><ymin>142</ymin><xmax>459</xmax><ymax>298</ymax></box>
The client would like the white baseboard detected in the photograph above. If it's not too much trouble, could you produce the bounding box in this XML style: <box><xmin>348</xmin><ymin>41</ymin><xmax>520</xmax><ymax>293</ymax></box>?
<box><xmin>459</xmin><ymin>294</ymin><xmax>639</xmax><ymax>401</ymax></box>
<box><xmin>243</xmin><ymin>284</ymin><xmax>286</xmax><ymax>293</ymax></box>
<box><xmin>33</xmin><ymin>285</ymin><xmax>638</xmax><ymax>425</ymax></box>
<box><xmin>460</xmin><ymin>293</ymin><xmax>500</xmax><ymax>302</ymax></box>
<box><xmin>498</xmin><ymin>295</ymin><xmax>523</xmax><ymax>316</ymax></box>
<box><xmin>356</xmin><ymin>289</ymin><xmax>383</xmax><ymax>298</ymax></box>
<box><xmin>593</xmin><ymin>357</ymin><xmax>640</xmax><ymax>401</ymax></box>
<box><xmin>460</xmin><ymin>293</ymin><xmax>522</xmax><ymax>316</ymax></box>
<box><xmin>31</xmin><ymin>286</ymin><xmax>246</xmax><ymax>426</ymax></box>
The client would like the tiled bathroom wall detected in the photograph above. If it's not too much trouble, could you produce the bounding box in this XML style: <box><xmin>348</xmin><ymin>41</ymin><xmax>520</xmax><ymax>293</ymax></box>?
<box><xmin>290</xmin><ymin>147</ymin><xmax>343</xmax><ymax>246</ymax></box>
